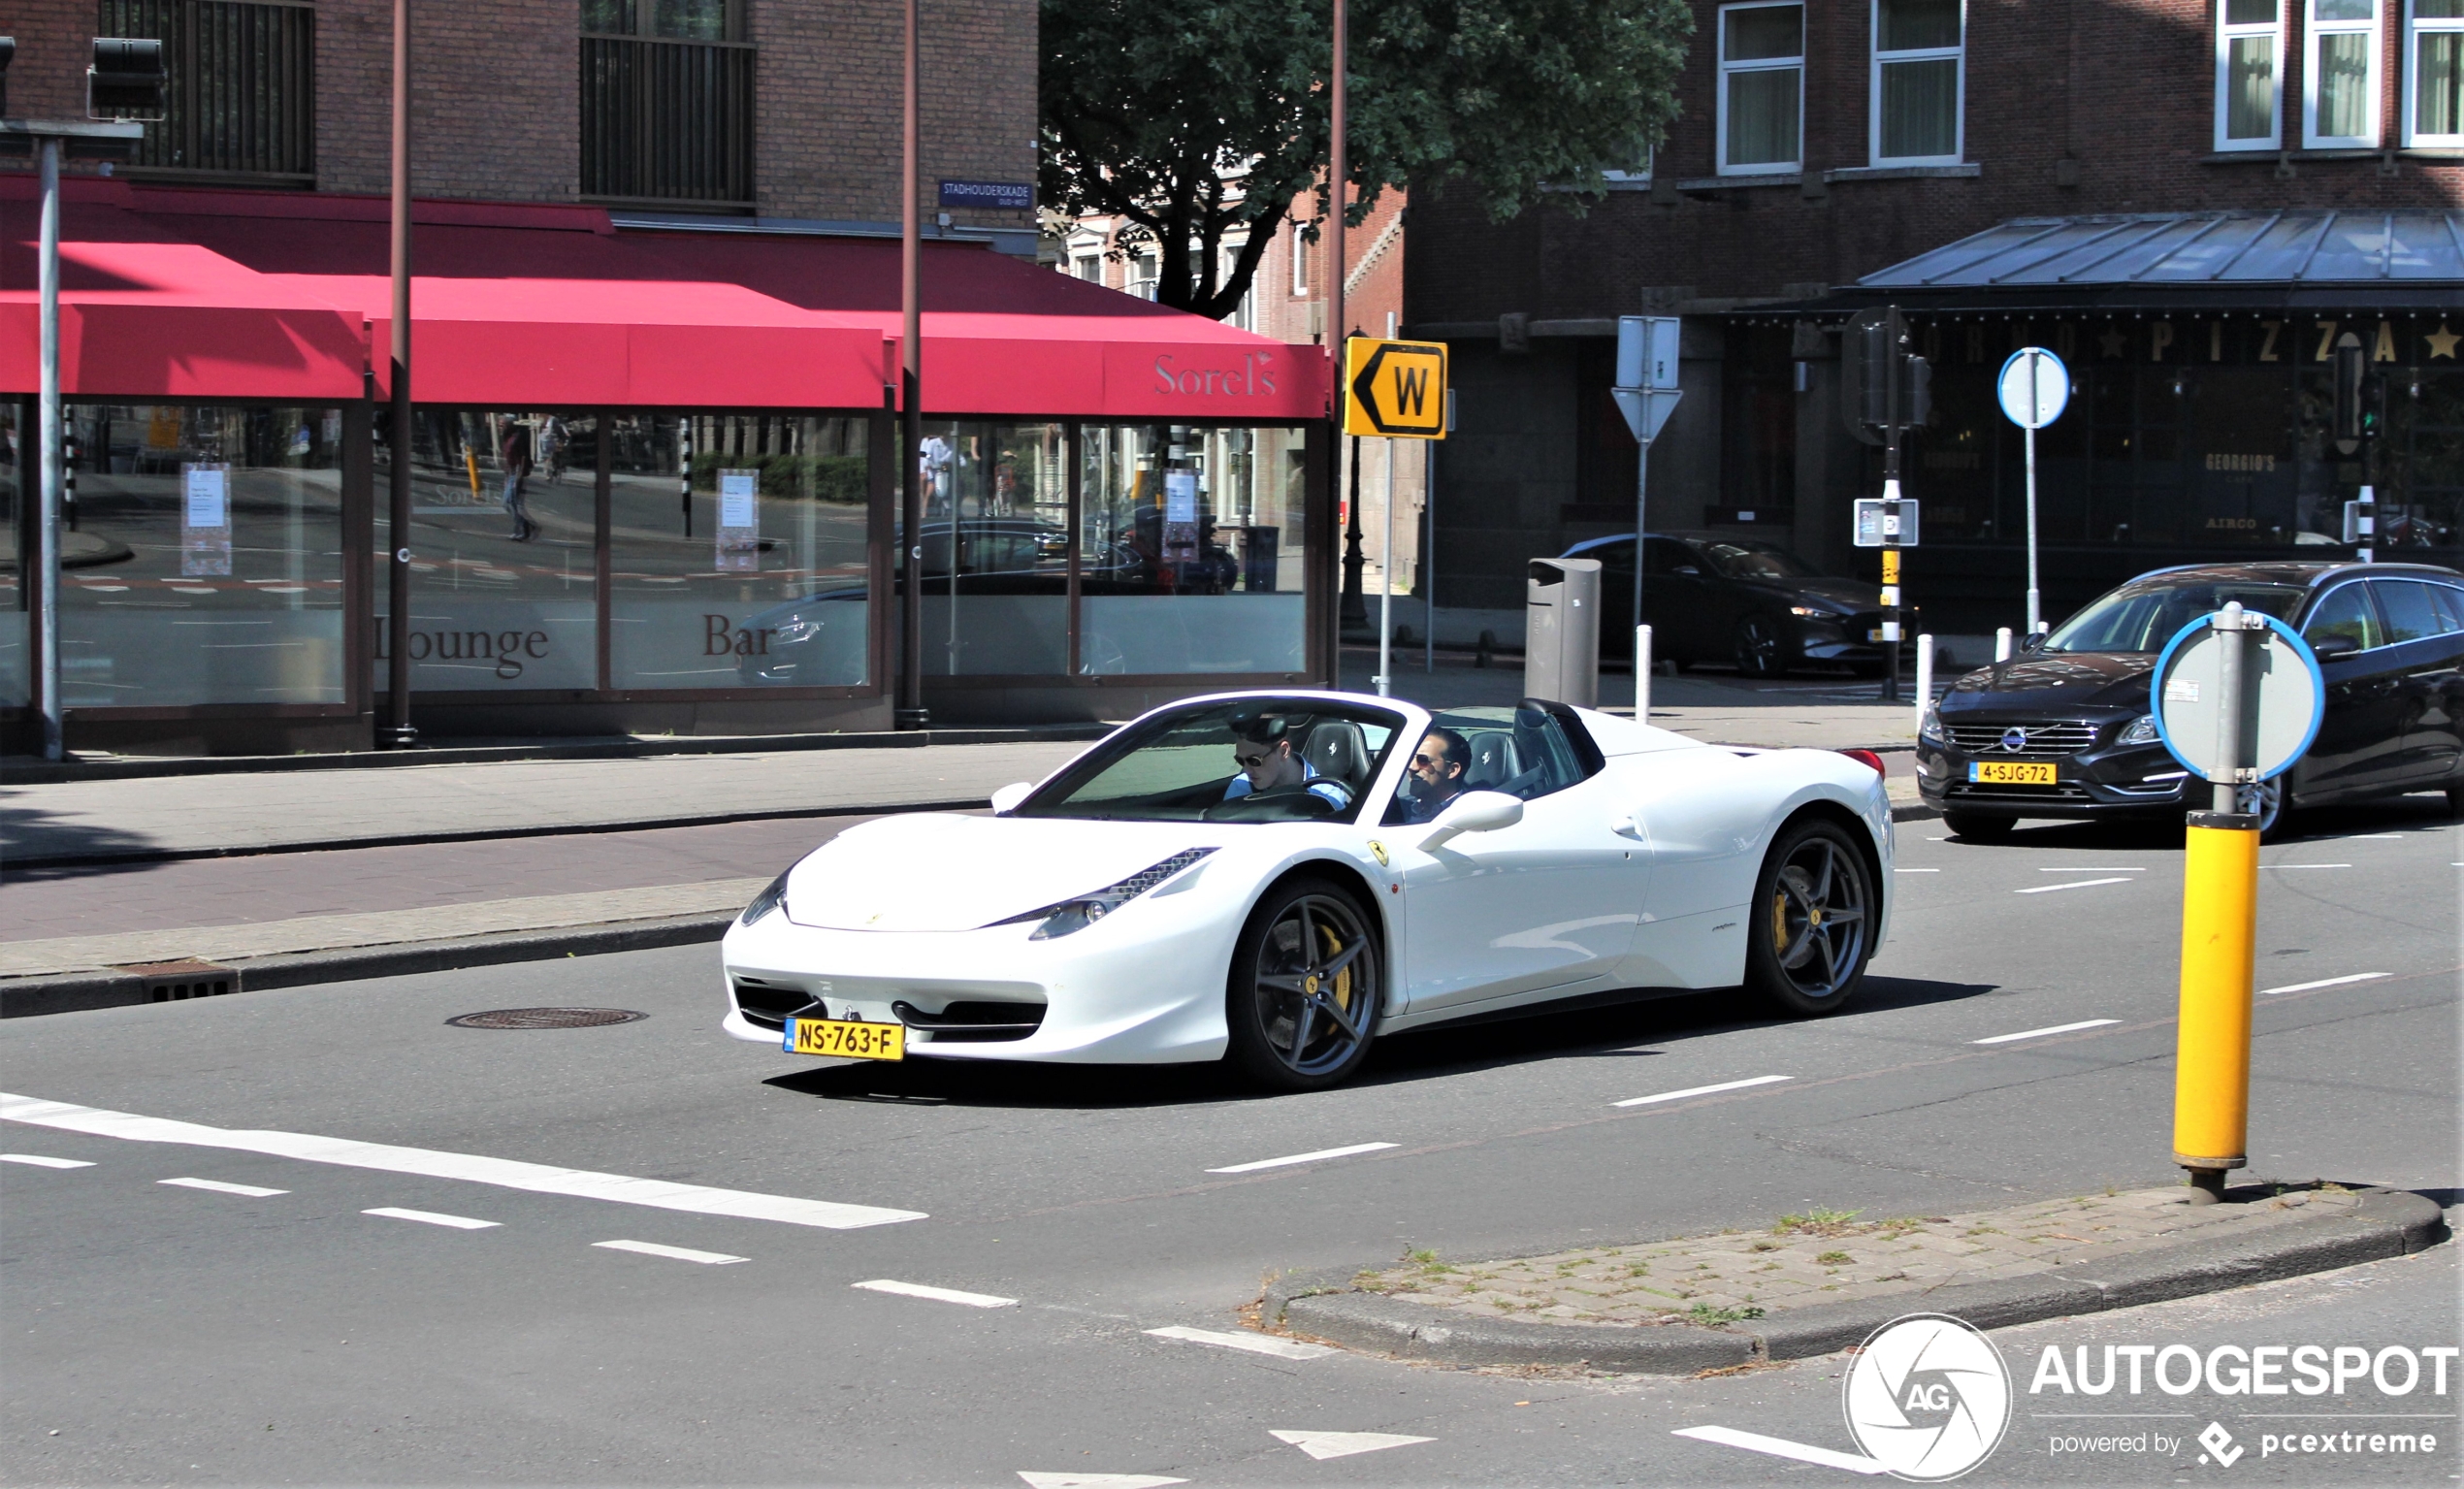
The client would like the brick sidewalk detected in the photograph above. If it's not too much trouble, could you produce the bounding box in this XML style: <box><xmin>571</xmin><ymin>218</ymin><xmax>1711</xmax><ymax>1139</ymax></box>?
<box><xmin>1358</xmin><ymin>1184</ymin><xmax>2363</xmax><ymax>1328</ymax></box>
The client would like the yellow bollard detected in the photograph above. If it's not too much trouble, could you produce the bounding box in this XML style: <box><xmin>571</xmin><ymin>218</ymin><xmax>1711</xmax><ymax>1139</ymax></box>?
<box><xmin>2173</xmin><ymin>809</ymin><xmax>2260</xmax><ymax>1199</ymax></box>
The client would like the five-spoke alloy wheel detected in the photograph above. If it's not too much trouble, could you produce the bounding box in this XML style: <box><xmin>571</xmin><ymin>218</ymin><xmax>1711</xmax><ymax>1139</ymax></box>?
<box><xmin>1744</xmin><ymin>818</ymin><xmax>1876</xmax><ymax>1016</ymax></box>
<box><xmin>1227</xmin><ymin>877</ymin><xmax>1381</xmax><ymax>1089</ymax></box>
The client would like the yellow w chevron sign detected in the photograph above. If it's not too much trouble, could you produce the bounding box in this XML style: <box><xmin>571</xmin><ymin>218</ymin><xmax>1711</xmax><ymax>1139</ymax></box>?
<box><xmin>1343</xmin><ymin>338</ymin><xmax>1448</xmax><ymax>438</ymax></box>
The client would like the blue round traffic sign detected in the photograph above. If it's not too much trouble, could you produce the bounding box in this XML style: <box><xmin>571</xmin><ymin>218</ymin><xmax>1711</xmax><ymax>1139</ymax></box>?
<box><xmin>1996</xmin><ymin>347</ymin><xmax>2069</xmax><ymax>431</ymax></box>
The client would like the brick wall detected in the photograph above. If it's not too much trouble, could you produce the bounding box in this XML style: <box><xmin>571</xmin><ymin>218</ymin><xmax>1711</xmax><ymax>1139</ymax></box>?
<box><xmin>4</xmin><ymin>0</ymin><xmax>1035</xmax><ymax>220</ymax></box>
<box><xmin>1411</xmin><ymin>0</ymin><xmax>2464</xmax><ymax>320</ymax></box>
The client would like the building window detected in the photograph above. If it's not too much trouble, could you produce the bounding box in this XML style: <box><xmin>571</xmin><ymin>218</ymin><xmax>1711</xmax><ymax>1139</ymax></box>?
<box><xmin>1603</xmin><ymin>143</ymin><xmax>1656</xmax><ymax>184</ymax></box>
<box><xmin>582</xmin><ymin>0</ymin><xmax>754</xmax><ymax>207</ymax></box>
<box><xmin>2406</xmin><ymin>0</ymin><xmax>2464</xmax><ymax>143</ymax></box>
<box><xmin>1719</xmin><ymin>2</ymin><xmax>1803</xmax><ymax>175</ymax></box>
<box><xmin>2217</xmin><ymin>0</ymin><xmax>2285</xmax><ymax>149</ymax></box>
<box><xmin>2305</xmin><ymin>0</ymin><xmax>2383</xmax><ymax>147</ymax></box>
<box><xmin>1072</xmin><ymin>252</ymin><xmax>1103</xmax><ymax>282</ymax></box>
<box><xmin>1131</xmin><ymin>252</ymin><xmax>1160</xmax><ymax>301</ymax></box>
<box><xmin>1291</xmin><ymin>230</ymin><xmax>1310</xmax><ymax>296</ymax></box>
<box><xmin>1223</xmin><ymin>247</ymin><xmax>1255</xmax><ymax>331</ymax></box>
<box><xmin>1872</xmin><ymin>0</ymin><xmax>1962</xmax><ymax>163</ymax></box>
<box><xmin>98</xmin><ymin>0</ymin><xmax>315</xmax><ymax>183</ymax></box>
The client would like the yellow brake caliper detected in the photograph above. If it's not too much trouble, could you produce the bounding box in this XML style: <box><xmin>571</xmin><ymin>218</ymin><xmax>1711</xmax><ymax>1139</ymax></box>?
<box><xmin>1319</xmin><ymin>924</ymin><xmax>1351</xmax><ymax>1013</ymax></box>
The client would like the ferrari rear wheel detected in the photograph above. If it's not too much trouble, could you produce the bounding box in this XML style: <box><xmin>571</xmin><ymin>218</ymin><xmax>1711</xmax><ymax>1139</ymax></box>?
<box><xmin>1226</xmin><ymin>878</ymin><xmax>1381</xmax><ymax>1090</ymax></box>
<box><xmin>1744</xmin><ymin>818</ymin><xmax>1875</xmax><ymax>1017</ymax></box>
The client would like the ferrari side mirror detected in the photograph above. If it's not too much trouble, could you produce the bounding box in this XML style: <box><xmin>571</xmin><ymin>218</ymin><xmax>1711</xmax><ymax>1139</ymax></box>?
<box><xmin>1420</xmin><ymin>790</ymin><xmax>1524</xmax><ymax>850</ymax></box>
<box><xmin>989</xmin><ymin>781</ymin><xmax>1034</xmax><ymax>815</ymax></box>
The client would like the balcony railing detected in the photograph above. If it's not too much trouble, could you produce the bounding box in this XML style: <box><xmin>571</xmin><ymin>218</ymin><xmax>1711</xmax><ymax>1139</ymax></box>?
<box><xmin>581</xmin><ymin>35</ymin><xmax>755</xmax><ymax>209</ymax></box>
<box><xmin>98</xmin><ymin>0</ymin><xmax>315</xmax><ymax>184</ymax></box>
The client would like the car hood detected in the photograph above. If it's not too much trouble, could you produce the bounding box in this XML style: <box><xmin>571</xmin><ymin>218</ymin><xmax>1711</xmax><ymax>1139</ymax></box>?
<box><xmin>1739</xmin><ymin>576</ymin><xmax>1879</xmax><ymax>611</ymax></box>
<box><xmin>782</xmin><ymin>813</ymin><xmax>1233</xmax><ymax>931</ymax></box>
<box><xmin>1942</xmin><ymin>652</ymin><xmax>2157</xmax><ymax>714</ymax></box>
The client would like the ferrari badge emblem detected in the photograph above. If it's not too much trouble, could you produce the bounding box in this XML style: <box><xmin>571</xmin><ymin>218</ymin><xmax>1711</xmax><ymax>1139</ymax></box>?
<box><xmin>1367</xmin><ymin>840</ymin><xmax>1389</xmax><ymax>867</ymax></box>
<box><xmin>1304</xmin><ymin>975</ymin><xmax>1320</xmax><ymax>996</ymax></box>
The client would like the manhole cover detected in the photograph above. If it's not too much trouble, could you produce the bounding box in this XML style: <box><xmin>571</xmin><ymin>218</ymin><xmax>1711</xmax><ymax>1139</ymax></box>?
<box><xmin>446</xmin><ymin>1007</ymin><xmax>648</xmax><ymax>1030</ymax></box>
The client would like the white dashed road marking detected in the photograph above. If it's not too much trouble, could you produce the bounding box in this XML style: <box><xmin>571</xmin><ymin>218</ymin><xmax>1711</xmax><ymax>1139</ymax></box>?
<box><xmin>1144</xmin><ymin>1325</ymin><xmax>1337</xmax><ymax>1360</ymax></box>
<box><xmin>1614</xmin><ymin>1075</ymin><xmax>1793</xmax><ymax>1108</ymax></box>
<box><xmin>160</xmin><ymin>1177</ymin><xmax>287</xmax><ymax>1197</ymax></box>
<box><xmin>1</xmin><ymin>1092</ymin><xmax>924</xmax><ymax>1230</ymax></box>
<box><xmin>1973</xmin><ymin>1019</ymin><xmax>2122</xmax><ymax>1045</ymax></box>
<box><xmin>365</xmin><ymin>1207</ymin><xmax>500</xmax><ymax>1230</ymax></box>
<box><xmin>2269</xmin><ymin>863</ymin><xmax>2352</xmax><ymax>870</ymax></box>
<box><xmin>1672</xmin><ymin>1425</ymin><xmax>1890</xmax><ymax>1474</ymax></box>
<box><xmin>2036</xmin><ymin>866</ymin><xmax>2146</xmax><ymax>872</ymax></box>
<box><xmin>2261</xmin><ymin>972</ymin><xmax>2391</xmax><ymax>996</ymax></box>
<box><xmin>0</xmin><ymin>1153</ymin><xmax>93</xmax><ymax>1169</ymax></box>
<box><xmin>1894</xmin><ymin>867</ymin><xmax>1939</xmax><ymax>873</ymax></box>
<box><xmin>1207</xmin><ymin>1142</ymin><xmax>1398</xmax><ymax>1174</ymax></box>
<box><xmin>593</xmin><ymin>1239</ymin><xmax>746</xmax><ymax>1266</ymax></box>
<box><xmin>852</xmin><ymin>1279</ymin><xmax>1019</xmax><ymax>1309</ymax></box>
<box><xmin>2016</xmin><ymin>877</ymin><xmax>2134</xmax><ymax>894</ymax></box>
<box><xmin>1270</xmin><ymin>1430</ymin><xmax>1435</xmax><ymax>1460</ymax></box>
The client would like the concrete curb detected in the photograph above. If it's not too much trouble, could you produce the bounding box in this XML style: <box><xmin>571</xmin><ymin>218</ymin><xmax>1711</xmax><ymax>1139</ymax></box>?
<box><xmin>0</xmin><ymin>723</ymin><xmax>1116</xmax><ymax>785</ymax></box>
<box><xmin>1260</xmin><ymin>1187</ymin><xmax>2447</xmax><ymax>1374</ymax></box>
<box><xmin>0</xmin><ymin>913</ymin><xmax>732</xmax><ymax>1019</ymax></box>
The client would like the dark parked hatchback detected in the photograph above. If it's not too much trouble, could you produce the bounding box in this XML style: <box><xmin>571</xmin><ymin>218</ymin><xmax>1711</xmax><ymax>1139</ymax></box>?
<box><xmin>1562</xmin><ymin>532</ymin><xmax>1910</xmax><ymax>676</ymax></box>
<box><xmin>1917</xmin><ymin>562</ymin><xmax>2464</xmax><ymax>837</ymax></box>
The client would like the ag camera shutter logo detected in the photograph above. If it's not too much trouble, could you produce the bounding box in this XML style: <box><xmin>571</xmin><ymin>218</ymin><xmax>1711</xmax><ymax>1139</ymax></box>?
<box><xmin>1844</xmin><ymin>1313</ymin><xmax>2013</xmax><ymax>1480</ymax></box>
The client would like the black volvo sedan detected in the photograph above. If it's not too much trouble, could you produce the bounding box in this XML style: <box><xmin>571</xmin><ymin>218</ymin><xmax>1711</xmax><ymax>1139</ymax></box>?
<box><xmin>1918</xmin><ymin>562</ymin><xmax>2464</xmax><ymax>838</ymax></box>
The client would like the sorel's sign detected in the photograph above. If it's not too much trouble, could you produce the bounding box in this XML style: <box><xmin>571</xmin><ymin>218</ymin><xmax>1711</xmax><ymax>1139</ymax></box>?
<box><xmin>1153</xmin><ymin>349</ymin><xmax>1278</xmax><ymax>398</ymax></box>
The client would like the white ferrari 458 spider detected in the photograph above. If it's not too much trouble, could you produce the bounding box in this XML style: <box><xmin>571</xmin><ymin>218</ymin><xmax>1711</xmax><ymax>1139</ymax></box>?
<box><xmin>721</xmin><ymin>691</ymin><xmax>1894</xmax><ymax>1089</ymax></box>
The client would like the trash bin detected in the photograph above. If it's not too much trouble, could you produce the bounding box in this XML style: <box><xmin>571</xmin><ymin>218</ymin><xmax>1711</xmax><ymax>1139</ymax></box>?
<box><xmin>1525</xmin><ymin>557</ymin><xmax>1602</xmax><ymax>707</ymax></box>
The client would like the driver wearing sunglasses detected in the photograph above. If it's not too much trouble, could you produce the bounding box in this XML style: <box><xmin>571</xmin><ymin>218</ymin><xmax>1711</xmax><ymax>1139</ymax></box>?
<box><xmin>1395</xmin><ymin>726</ymin><xmax>1471</xmax><ymax>824</ymax></box>
<box><xmin>1223</xmin><ymin>714</ymin><xmax>1353</xmax><ymax>813</ymax></box>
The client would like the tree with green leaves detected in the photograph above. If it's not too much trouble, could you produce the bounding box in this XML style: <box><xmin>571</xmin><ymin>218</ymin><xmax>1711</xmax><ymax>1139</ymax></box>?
<box><xmin>1040</xmin><ymin>0</ymin><xmax>1693</xmax><ymax>321</ymax></box>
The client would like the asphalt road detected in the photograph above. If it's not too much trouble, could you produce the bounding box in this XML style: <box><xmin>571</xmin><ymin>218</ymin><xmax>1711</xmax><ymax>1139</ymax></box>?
<box><xmin>4</xmin><ymin>794</ymin><xmax>2456</xmax><ymax>1486</ymax></box>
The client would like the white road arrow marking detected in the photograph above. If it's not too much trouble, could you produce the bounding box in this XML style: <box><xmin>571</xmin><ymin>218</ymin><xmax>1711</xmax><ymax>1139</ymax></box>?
<box><xmin>1269</xmin><ymin>1430</ymin><xmax>1434</xmax><ymax>1460</ymax></box>
<box><xmin>1672</xmin><ymin>1425</ymin><xmax>1889</xmax><ymax>1473</ymax></box>
<box><xmin>852</xmin><ymin>1279</ymin><xmax>1018</xmax><ymax>1309</ymax></box>
<box><xmin>1145</xmin><ymin>1325</ymin><xmax>1336</xmax><ymax>1360</ymax></box>
<box><xmin>1016</xmin><ymin>1473</ymin><xmax>1186</xmax><ymax>1489</ymax></box>
<box><xmin>2</xmin><ymin>1092</ymin><xmax>923</xmax><ymax>1230</ymax></box>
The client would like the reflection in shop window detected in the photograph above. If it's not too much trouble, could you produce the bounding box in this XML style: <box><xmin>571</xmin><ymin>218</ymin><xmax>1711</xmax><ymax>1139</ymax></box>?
<box><xmin>908</xmin><ymin>421</ymin><xmax>1068</xmax><ymax>676</ymax></box>
<box><xmin>611</xmin><ymin>414</ymin><xmax>871</xmax><ymax>689</ymax></box>
<box><xmin>376</xmin><ymin>409</ymin><xmax>597</xmax><ymax>693</ymax></box>
<box><xmin>1</xmin><ymin>404</ymin><xmax>20</xmax><ymax>706</ymax></box>
<box><xmin>1080</xmin><ymin>424</ymin><xmax>1310</xmax><ymax>676</ymax></box>
<box><xmin>62</xmin><ymin>405</ymin><xmax>345</xmax><ymax>708</ymax></box>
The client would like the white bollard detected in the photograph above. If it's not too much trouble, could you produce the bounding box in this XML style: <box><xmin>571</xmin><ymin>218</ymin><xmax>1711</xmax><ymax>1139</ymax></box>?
<box><xmin>1913</xmin><ymin>633</ymin><xmax>1934</xmax><ymax>732</ymax></box>
<box><xmin>1994</xmin><ymin>626</ymin><xmax>2012</xmax><ymax>662</ymax></box>
<box><xmin>1636</xmin><ymin>625</ymin><xmax>1653</xmax><ymax>719</ymax></box>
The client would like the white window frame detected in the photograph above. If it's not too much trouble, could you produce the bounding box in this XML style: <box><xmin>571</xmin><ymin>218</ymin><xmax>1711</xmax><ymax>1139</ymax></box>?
<box><xmin>2403</xmin><ymin>0</ymin><xmax>2464</xmax><ymax>144</ymax></box>
<box><xmin>1603</xmin><ymin>144</ymin><xmax>1656</xmax><ymax>184</ymax></box>
<box><xmin>1870</xmin><ymin>0</ymin><xmax>1965</xmax><ymax>165</ymax></box>
<box><xmin>1222</xmin><ymin>244</ymin><xmax>1254</xmax><ymax>330</ymax></box>
<box><xmin>2216</xmin><ymin>0</ymin><xmax>2286</xmax><ymax>150</ymax></box>
<box><xmin>1717</xmin><ymin>1</ymin><xmax>1804</xmax><ymax>177</ymax></box>
<box><xmin>1131</xmin><ymin>251</ymin><xmax>1160</xmax><ymax>301</ymax></box>
<box><xmin>1290</xmin><ymin>228</ymin><xmax>1310</xmax><ymax>296</ymax></box>
<box><xmin>2304</xmin><ymin>0</ymin><xmax>2383</xmax><ymax>148</ymax></box>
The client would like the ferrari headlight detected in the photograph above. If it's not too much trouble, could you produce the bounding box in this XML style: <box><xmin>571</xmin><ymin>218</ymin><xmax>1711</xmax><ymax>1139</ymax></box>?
<box><xmin>1918</xmin><ymin>701</ymin><xmax>1944</xmax><ymax>746</ymax></box>
<box><xmin>2119</xmin><ymin>714</ymin><xmax>2160</xmax><ymax>746</ymax></box>
<box><xmin>993</xmin><ymin>848</ymin><xmax>1217</xmax><ymax>940</ymax></box>
<box><xmin>739</xmin><ymin>870</ymin><xmax>791</xmax><ymax>926</ymax></box>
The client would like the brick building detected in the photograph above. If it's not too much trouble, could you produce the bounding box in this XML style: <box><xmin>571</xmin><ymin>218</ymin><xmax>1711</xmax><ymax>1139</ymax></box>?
<box><xmin>1408</xmin><ymin>0</ymin><xmax>2464</xmax><ymax>653</ymax></box>
<box><xmin>2</xmin><ymin>2</ymin><xmax>1339</xmax><ymax>753</ymax></box>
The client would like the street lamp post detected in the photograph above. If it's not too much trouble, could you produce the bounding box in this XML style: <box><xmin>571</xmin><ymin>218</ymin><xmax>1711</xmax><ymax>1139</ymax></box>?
<box><xmin>894</xmin><ymin>0</ymin><xmax>927</xmax><ymax>730</ymax></box>
<box><xmin>386</xmin><ymin>0</ymin><xmax>416</xmax><ymax>747</ymax></box>
<box><xmin>3</xmin><ymin>41</ymin><xmax>148</xmax><ymax>761</ymax></box>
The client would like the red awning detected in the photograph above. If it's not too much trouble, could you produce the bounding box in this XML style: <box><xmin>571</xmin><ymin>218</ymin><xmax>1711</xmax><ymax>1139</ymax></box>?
<box><xmin>9</xmin><ymin>182</ymin><xmax>1331</xmax><ymax>419</ymax></box>
<box><xmin>0</xmin><ymin>178</ymin><xmax>367</xmax><ymax>400</ymax></box>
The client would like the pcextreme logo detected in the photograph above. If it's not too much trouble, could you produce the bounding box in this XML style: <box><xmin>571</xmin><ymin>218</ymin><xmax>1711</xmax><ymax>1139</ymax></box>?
<box><xmin>1843</xmin><ymin>1313</ymin><xmax>2014</xmax><ymax>1481</ymax></box>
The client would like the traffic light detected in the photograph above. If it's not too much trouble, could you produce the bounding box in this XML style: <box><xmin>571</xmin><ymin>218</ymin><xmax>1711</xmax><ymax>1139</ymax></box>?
<box><xmin>1854</xmin><ymin>316</ymin><xmax>1931</xmax><ymax>433</ymax></box>
<box><xmin>87</xmin><ymin>38</ymin><xmax>167</xmax><ymax>122</ymax></box>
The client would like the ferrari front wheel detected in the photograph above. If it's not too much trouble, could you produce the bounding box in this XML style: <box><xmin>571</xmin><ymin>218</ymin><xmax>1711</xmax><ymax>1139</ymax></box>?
<box><xmin>1226</xmin><ymin>878</ymin><xmax>1381</xmax><ymax>1090</ymax></box>
<box><xmin>1744</xmin><ymin>818</ymin><xmax>1876</xmax><ymax>1017</ymax></box>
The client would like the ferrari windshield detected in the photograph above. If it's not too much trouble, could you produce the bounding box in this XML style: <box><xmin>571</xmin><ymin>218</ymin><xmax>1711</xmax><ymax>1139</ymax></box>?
<box><xmin>1016</xmin><ymin>699</ymin><xmax>1402</xmax><ymax>824</ymax></box>
<box><xmin>2042</xmin><ymin>579</ymin><xmax>2305</xmax><ymax>653</ymax></box>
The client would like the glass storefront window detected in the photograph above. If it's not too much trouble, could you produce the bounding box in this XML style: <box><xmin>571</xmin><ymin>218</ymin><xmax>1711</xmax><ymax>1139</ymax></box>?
<box><xmin>62</xmin><ymin>405</ymin><xmax>345</xmax><ymax>706</ymax></box>
<box><xmin>611</xmin><ymin>414</ymin><xmax>870</xmax><ymax>690</ymax></box>
<box><xmin>1080</xmin><ymin>423</ymin><xmax>1309</xmax><ymax>675</ymax></box>
<box><xmin>909</xmin><ymin>420</ymin><xmax>1068</xmax><ymax>675</ymax></box>
<box><xmin>376</xmin><ymin>410</ymin><xmax>598</xmax><ymax>692</ymax></box>
<box><xmin>1</xmin><ymin>403</ymin><xmax>21</xmax><ymax>707</ymax></box>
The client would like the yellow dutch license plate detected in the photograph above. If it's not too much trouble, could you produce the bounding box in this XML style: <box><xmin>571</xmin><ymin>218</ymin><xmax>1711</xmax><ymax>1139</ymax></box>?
<box><xmin>1867</xmin><ymin>628</ymin><xmax>1887</xmax><ymax>641</ymax></box>
<box><xmin>1969</xmin><ymin>761</ymin><xmax>2058</xmax><ymax>786</ymax></box>
<box><xmin>784</xmin><ymin>1016</ymin><xmax>906</xmax><ymax>1061</ymax></box>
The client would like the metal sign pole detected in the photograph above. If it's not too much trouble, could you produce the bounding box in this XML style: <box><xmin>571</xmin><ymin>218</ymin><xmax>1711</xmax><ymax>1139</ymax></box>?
<box><xmin>1634</xmin><ymin>431</ymin><xmax>1652</xmax><ymax>718</ymax></box>
<box><xmin>2024</xmin><ymin>355</ymin><xmax>2042</xmax><ymax>636</ymax></box>
<box><xmin>36</xmin><ymin>136</ymin><xmax>62</xmax><ymax>761</ymax></box>
<box><xmin>1377</xmin><ymin>436</ymin><xmax>1394</xmax><ymax>695</ymax></box>
<box><xmin>1424</xmin><ymin>435</ymin><xmax>1435</xmax><ymax>674</ymax></box>
<box><xmin>1881</xmin><ymin>312</ymin><xmax>1903</xmax><ymax>704</ymax></box>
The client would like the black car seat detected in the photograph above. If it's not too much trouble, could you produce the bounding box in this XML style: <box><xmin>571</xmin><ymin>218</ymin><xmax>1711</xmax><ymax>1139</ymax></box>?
<box><xmin>1303</xmin><ymin>720</ymin><xmax>1370</xmax><ymax>791</ymax></box>
<box><xmin>1463</xmin><ymin>731</ymin><xmax>1524</xmax><ymax>792</ymax></box>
